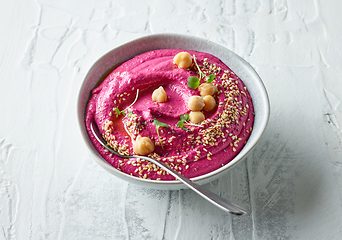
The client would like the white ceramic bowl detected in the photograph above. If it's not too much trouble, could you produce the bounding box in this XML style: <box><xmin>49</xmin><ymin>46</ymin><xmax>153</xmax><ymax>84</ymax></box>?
<box><xmin>77</xmin><ymin>33</ymin><xmax>270</xmax><ymax>190</ymax></box>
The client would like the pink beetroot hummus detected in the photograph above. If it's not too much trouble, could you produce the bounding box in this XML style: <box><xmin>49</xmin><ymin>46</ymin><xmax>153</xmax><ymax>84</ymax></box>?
<box><xmin>85</xmin><ymin>49</ymin><xmax>254</xmax><ymax>180</ymax></box>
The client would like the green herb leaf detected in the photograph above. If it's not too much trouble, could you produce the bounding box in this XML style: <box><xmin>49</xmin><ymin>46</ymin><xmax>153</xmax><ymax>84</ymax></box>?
<box><xmin>127</xmin><ymin>111</ymin><xmax>133</xmax><ymax>117</ymax></box>
<box><xmin>206</xmin><ymin>74</ymin><xmax>216</xmax><ymax>83</ymax></box>
<box><xmin>177</xmin><ymin>120</ymin><xmax>187</xmax><ymax>130</ymax></box>
<box><xmin>179</xmin><ymin>113</ymin><xmax>189</xmax><ymax>122</ymax></box>
<box><xmin>187</xmin><ymin>76</ymin><xmax>200</xmax><ymax>89</ymax></box>
<box><xmin>153</xmin><ymin>119</ymin><xmax>169</xmax><ymax>128</ymax></box>
<box><xmin>153</xmin><ymin>119</ymin><xmax>170</xmax><ymax>147</ymax></box>
<box><xmin>177</xmin><ymin>113</ymin><xmax>190</xmax><ymax>130</ymax></box>
<box><xmin>114</xmin><ymin>108</ymin><xmax>121</xmax><ymax>115</ymax></box>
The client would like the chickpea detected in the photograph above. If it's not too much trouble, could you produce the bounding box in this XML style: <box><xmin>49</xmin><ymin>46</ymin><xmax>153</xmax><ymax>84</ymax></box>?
<box><xmin>133</xmin><ymin>135</ymin><xmax>155</xmax><ymax>155</ymax></box>
<box><xmin>188</xmin><ymin>95</ymin><xmax>205</xmax><ymax>111</ymax></box>
<box><xmin>152</xmin><ymin>86</ymin><xmax>167</xmax><ymax>103</ymax></box>
<box><xmin>198</xmin><ymin>83</ymin><xmax>218</xmax><ymax>96</ymax></box>
<box><xmin>189</xmin><ymin>111</ymin><xmax>205</xmax><ymax>124</ymax></box>
<box><xmin>173</xmin><ymin>52</ymin><xmax>193</xmax><ymax>69</ymax></box>
<box><xmin>202</xmin><ymin>95</ymin><xmax>216</xmax><ymax>111</ymax></box>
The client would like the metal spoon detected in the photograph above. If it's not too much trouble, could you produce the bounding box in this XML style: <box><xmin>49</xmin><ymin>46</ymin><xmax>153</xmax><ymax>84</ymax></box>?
<box><xmin>90</xmin><ymin>119</ymin><xmax>247</xmax><ymax>215</ymax></box>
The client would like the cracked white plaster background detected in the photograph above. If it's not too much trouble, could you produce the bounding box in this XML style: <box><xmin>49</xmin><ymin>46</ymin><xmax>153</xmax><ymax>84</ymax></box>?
<box><xmin>1</xmin><ymin>0</ymin><xmax>342</xmax><ymax>239</ymax></box>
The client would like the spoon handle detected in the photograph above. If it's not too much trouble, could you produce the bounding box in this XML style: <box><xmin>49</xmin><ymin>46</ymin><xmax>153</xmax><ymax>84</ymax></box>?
<box><xmin>90</xmin><ymin>120</ymin><xmax>246</xmax><ymax>215</ymax></box>
<box><xmin>138</xmin><ymin>155</ymin><xmax>246</xmax><ymax>215</ymax></box>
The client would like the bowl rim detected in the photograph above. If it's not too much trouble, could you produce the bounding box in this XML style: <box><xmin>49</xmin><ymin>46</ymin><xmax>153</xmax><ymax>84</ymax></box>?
<box><xmin>77</xmin><ymin>33</ymin><xmax>270</xmax><ymax>188</ymax></box>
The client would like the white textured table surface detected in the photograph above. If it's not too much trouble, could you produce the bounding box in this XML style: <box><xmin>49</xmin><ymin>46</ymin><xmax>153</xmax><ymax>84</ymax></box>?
<box><xmin>1</xmin><ymin>0</ymin><xmax>342</xmax><ymax>239</ymax></box>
